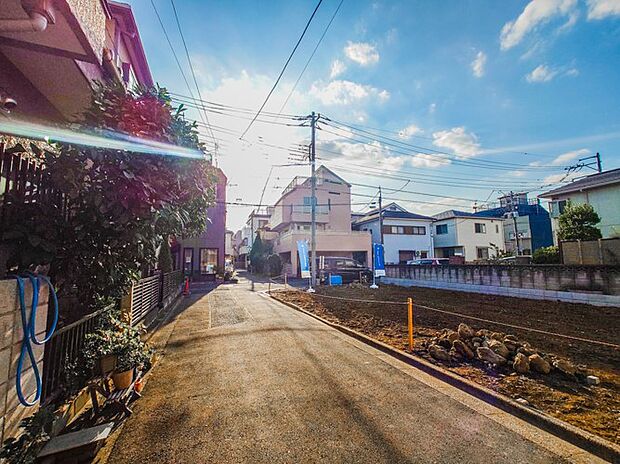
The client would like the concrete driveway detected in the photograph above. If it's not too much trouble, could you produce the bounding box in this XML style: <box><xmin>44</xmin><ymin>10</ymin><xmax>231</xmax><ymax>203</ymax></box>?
<box><xmin>106</xmin><ymin>277</ymin><xmax>602</xmax><ymax>463</ymax></box>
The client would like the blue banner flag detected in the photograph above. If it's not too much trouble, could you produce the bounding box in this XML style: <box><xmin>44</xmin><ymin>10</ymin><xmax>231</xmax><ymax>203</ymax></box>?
<box><xmin>297</xmin><ymin>240</ymin><xmax>311</xmax><ymax>278</ymax></box>
<box><xmin>373</xmin><ymin>243</ymin><xmax>386</xmax><ymax>277</ymax></box>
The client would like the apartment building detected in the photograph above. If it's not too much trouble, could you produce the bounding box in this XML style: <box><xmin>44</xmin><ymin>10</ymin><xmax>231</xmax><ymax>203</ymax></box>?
<box><xmin>353</xmin><ymin>202</ymin><xmax>434</xmax><ymax>264</ymax></box>
<box><xmin>269</xmin><ymin>166</ymin><xmax>372</xmax><ymax>276</ymax></box>
<box><xmin>433</xmin><ymin>210</ymin><xmax>505</xmax><ymax>261</ymax></box>
<box><xmin>474</xmin><ymin>193</ymin><xmax>553</xmax><ymax>255</ymax></box>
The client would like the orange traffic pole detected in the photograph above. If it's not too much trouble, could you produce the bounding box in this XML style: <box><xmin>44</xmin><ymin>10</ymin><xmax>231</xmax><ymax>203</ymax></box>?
<box><xmin>408</xmin><ymin>297</ymin><xmax>414</xmax><ymax>352</ymax></box>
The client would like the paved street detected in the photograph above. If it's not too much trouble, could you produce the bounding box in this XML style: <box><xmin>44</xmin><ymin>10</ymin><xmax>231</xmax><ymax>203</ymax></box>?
<box><xmin>107</xmin><ymin>276</ymin><xmax>602</xmax><ymax>463</ymax></box>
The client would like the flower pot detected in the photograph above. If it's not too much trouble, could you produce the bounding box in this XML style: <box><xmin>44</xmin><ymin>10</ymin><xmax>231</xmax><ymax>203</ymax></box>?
<box><xmin>99</xmin><ymin>354</ymin><xmax>117</xmax><ymax>375</ymax></box>
<box><xmin>112</xmin><ymin>369</ymin><xmax>134</xmax><ymax>389</ymax></box>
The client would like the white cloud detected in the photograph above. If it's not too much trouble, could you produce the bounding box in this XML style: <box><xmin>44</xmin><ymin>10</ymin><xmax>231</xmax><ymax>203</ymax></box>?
<box><xmin>344</xmin><ymin>41</ymin><xmax>380</xmax><ymax>66</ymax></box>
<box><xmin>542</xmin><ymin>171</ymin><xmax>581</xmax><ymax>185</ymax></box>
<box><xmin>310</xmin><ymin>80</ymin><xmax>390</xmax><ymax>105</ymax></box>
<box><xmin>428</xmin><ymin>103</ymin><xmax>437</xmax><ymax>114</ymax></box>
<box><xmin>526</xmin><ymin>64</ymin><xmax>559</xmax><ymax>82</ymax></box>
<box><xmin>330</xmin><ymin>59</ymin><xmax>346</xmax><ymax>79</ymax></box>
<box><xmin>587</xmin><ymin>0</ymin><xmax>620</xmax><ymax>19</ymax></box>
<box><xmin>525</xmin><ymin>64</ymin><xmax>579</xmax><ymax>83</ymax></box>
<box><xmin>471</xmin><ymin>51</ymin><xmax>487</xmax><ymax>78</ymax></box>
<box><xmin>398</xmin><ymin>124</ymin><xmax>423</xmax><ymax>139</ymax></box>
<box><xmin>500</xmin><ymin>0</ymin><xmax>578</xmax><ymax>50</ymax></box>
<box><xmin>550</xmin><ymin>148</ymin><xmax>589</xmax><ymax>165</ymax></box>
<box><xmin>432</xmin><ymin>127</ymin><xmax>481</xmax><ymax>159</ymax></box>
<box><xmin>319</xmin><ymin>139</ymin><xmax>407</xmax><ymax>171</ymax></box>
<box><xmin>410</xmin><ymin>153</ymin><xmax>451</xmax><ymax>168</ymax></box>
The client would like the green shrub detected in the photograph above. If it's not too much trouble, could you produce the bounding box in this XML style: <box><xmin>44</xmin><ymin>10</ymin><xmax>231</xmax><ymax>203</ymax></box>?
<box><xmin>532</xmin><ymin>246</ymin><xmax>560</xmax><ymax>264</ymax></box>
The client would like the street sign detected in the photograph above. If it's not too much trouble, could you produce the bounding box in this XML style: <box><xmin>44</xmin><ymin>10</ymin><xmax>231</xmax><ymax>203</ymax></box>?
<box><xmin>297</xmin><ymin>240</ymin><xmax>311</xmax><ymax>278</ymax></box>
<box><xmin>373</xmin><ymin>243</ymin><xmax>386</xmax><ymax>277</ymax></box>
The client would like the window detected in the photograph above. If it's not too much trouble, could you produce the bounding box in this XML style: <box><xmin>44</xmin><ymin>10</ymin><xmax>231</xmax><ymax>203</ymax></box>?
<box><xmin>550</xmin><ymin>199</ymin><xmax>568</xmax><ymax>218</ymax></box>
<box><xmin>383</xmin><ymin>225</ymin><xmax>426</xmax><ymax>235</ymax></box>
<box><xmin>420</xmin><ymin>251</ymin><xmax>428</xmax><ymax>258</ymax></box>
<box><xmin>474</xmin><ymin>223</ymin><xmax>486</xmax><ymax>234</ymax></box>
<box><xmin>183</xmin><ymin>248</ymin><xmax>194</xmax><ymax>273</ymax></box>
<box><xmin>476</xmin><ymin>247</ymin><xmax>489</xmax><ymax>259</ymax></box>
<box><xmin>436</xmin><ymin>224</ymin><xmax>448</xmax><ymax>235</ymax></box>
<box><xmin>399</xmin><ymin>250</ymin><xmax>415</xmax><ymax>263</ymax></box>
<box><xmin>495</xmin><ymin>224</ymin><xmax>499</xmax><ymax>234</ymax></box>
<box><xmin>200</xmin><ymin>248</ymin><xmax>218</xmax><ymax>274</ymax></box>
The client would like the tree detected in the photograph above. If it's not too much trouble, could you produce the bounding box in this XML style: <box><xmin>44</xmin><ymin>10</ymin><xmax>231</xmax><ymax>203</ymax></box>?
<box><xmin>157</xmin><ymin>238</ymin><xmax>173</xmax><ymax>273</ymax></box>
<box><xmin>557</xmin><ymin>202</ymin><xmax>602</xmax><ymax>241</ymax></box>
<box><xmin>248</xmin><ymin>233</ymin><xmax>272</xmax><ymax>274</ymax></box>
<box><xmin>1</xmin><ymin>82</ymin><xmax>215</xmax><ymax>312</ymax></box>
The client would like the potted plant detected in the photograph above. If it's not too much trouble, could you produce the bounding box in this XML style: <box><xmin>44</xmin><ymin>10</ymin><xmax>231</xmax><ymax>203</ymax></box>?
<box><xmin>82</xmin><ymin>311</ymin><xmax>152</xmax><ymax>389</ymax></box>
<box><xmin>111</xmin><ymin>334</ymin><xmax>151</xmax><ymax>390</ymax></box>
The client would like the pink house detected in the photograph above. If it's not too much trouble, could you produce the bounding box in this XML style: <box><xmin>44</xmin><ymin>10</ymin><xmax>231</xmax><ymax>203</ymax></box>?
<box><xmin>0</xmin><ymin>0</ymin><xmax>153</xmax><ymax>123</ymax></box>
<box><xmin>173</xmin><ymin>167</ymin><xmax>228</xmax><ymax>280</ymax></box>
<box><xmin>270</xmin><ymin>166</ymin><xmax>372</xmax><ymax>276</ymax></box>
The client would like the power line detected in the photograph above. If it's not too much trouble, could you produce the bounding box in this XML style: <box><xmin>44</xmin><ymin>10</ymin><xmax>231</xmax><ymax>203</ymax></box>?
<box><xmin>319</xmin><ymin>123</ymin><xmax>563</xmax><ymax>171</ymax></box>
<box><xmin>169</xmin><ymin>0</ymin><xmax>218</xmax><ymax>153</ymax></box>
<box><xmin>149</xmin><ymin>0</ymin><xmax>194</xmax><ymax>106</ymax></box>
<box><xmin>322</xmin><ymin>117</ymin><xmax>567</xmax><ymax>170</ymax></box>
<box><xmin>276</xmin><ymin>0</ymin><xmax>345</xmax><ymax>116</ymax></box>
<box><xmin>240</xmin><ymin>0</ymin><xmax>324</xmax><ymax>139</ymax></box>
<box><xmin>323</xmin><ymin>117</ymin><xmax>560</xmax><ymax>159</ymax></box>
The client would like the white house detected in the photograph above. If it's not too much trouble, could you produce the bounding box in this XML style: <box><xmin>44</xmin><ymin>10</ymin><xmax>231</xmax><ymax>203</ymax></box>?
<box><xmin>433</xmin><ymin>210</ymin><xmax>505</xmax><ymax>261</ymax></box>
<box><xmin>353</xmin><ymin>203</ymin><xmax>434</xmax><ymax>264</ymax></box>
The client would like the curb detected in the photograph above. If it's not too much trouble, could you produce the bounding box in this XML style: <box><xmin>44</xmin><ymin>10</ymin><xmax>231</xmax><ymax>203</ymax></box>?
<box><xmin>270</xmin><ymin>292</ymin><xmax>620</xmax><ymax>463</ymax></box>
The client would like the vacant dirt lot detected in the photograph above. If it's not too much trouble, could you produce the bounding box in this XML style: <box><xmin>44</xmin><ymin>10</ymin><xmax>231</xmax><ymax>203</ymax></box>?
<box><xmin>275</xmin><ymin>284</ymin><xmax>620</xmax><ymax>445</ymax></box>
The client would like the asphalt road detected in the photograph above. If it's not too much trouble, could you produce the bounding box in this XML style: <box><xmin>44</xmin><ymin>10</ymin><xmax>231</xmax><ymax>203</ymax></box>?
<box><xmin>106</xmin><ymin>277</ymin><xmax>602</xmax><ymax>463</ymax></box>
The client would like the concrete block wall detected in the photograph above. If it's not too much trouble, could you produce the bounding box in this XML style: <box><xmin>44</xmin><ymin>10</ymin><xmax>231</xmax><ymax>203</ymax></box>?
<box><xmin>385</xmin><ymin>264</ymin><xmax>620</xmax><ymax>305</ymax></box>
<box><xmin>0</xmin><ymin>279</ymin><xmax>49</xmax><ymax>442</ymax></box>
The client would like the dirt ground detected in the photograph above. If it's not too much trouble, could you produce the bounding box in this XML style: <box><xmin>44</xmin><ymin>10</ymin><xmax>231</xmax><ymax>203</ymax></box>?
<box><xmin>275</xmin><ymin>284</ymin><xmax>620</xmax><ymax>445</ymax></box>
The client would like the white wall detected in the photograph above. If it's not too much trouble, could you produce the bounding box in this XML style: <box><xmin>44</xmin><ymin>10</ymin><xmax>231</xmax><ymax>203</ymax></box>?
<box><xmin>357</xmin><ymin>217</ymin><xmax>433</xmax><ymax>263</ymax></box>
<box><xmin>456</xmin><ymin>218</ymin><xmax>505</xmax><ymax>260</ymax></box>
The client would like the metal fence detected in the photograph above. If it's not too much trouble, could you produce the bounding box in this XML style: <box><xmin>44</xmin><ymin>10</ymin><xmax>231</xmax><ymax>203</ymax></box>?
<box><xmin>131</xmin><ymin>270</ymin><xmax>184</xmax><ymax>325</ymax></box>
<box><xmin>41</xmin><ymin>270</ymin><xmax>183</xmax><ymax>403</ymax></box>
<box><xmin>41</xmin><ymin>305</ymin><xmax>112</xmax><ymax>403</ymax></box>
<box><xmin>162</xmin><ymin>270</ymin><xmax>183</xmax><ymax>301</ymax></box>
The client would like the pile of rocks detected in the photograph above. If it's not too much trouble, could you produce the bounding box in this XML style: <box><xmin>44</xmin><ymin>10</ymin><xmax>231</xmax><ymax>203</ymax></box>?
<box><xmin>424</xmin><ymin>323</ymin><xmax>591</xmax><ymax>381</ymax></box>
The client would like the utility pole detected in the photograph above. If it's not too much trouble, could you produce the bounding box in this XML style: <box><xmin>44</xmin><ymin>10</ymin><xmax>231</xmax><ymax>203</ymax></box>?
<box><xmin>510</xmin><ymin>191</ymin><xmax>521</xmax><ymax>256</ymax></box>
<box><xmin>596</xmin><ymin>152</ymin><xmax>602</xmax><ymax>173</ymax></box>
<box><xmin>378</xmin><ymin>186</ymin><xmax>384</xmax><ymax>245</ymax></box>
<box><xmin>310</xmin><ymin>112</ymin><xmax>318</xmax><ymax>290</ymax></box>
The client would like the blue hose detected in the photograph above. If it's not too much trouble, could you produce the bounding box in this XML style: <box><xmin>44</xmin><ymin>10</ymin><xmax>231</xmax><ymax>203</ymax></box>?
<box><xmin>10</xmin><ymin>274</ymin><xmax>59</xmax><ymax>407</ymax></box>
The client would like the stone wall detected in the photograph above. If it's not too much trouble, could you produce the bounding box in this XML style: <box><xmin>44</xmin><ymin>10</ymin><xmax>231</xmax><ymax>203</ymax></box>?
<box><xmin>384</xmin><ymin>264</ymin><xmax>620</xmax><ymax>307</ymax></box>
<box><xmin>0</xmin><ymin>279</ymin><xmax>49</xmax><ymax>442</ymax></box>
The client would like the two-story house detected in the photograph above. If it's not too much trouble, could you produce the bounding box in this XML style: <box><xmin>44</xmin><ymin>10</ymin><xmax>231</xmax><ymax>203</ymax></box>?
<box><xmin>353</xmin><ymin>202</ymin><xmax>434</xmax><ymax>264</ymax></box>
<box><xmin>173</xmin><ymin>167</ymin><xmax>227</xmax><ymax>279</ymax></box>
<box><xmin>433</xmin><ymin>210</ymin><xmax>505</xmax><ymax>261</ymax></box>
<box><xmin>1</xmin><ymin>0</ymin><xmax>153</xmax><ymax>123</ymax></box>
<box><xmin>270</xmin><ymin>166</ymin><xmax>372</xmax><ymax>276</ymax></box>
<box><xmin>539</xmin><ymin>168</ymin><xmax>620</xmax><ymax>244</ymax></box>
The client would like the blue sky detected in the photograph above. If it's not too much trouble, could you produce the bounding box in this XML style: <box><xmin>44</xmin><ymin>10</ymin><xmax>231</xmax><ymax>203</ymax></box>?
<box><xmin>128</xmin><ymin>0</ymin><xmax>620</xmax><ymax>230</ymax></box>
